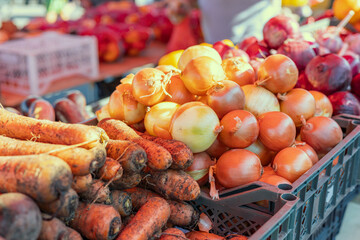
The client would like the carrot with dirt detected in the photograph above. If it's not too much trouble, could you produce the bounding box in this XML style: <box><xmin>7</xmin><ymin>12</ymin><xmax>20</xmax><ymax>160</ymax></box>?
<box><xmin>69</xmin><ymin>203</ymin><xmax>121</xmax><ymax>240</ymax></box>
<box><xmin>137</xmin><ymin>132</ymin><xmax>194</xmax><ymax>170</ymax></box>
<box><xmin>37</xmin><ymin>188</ymin><xmax>79</xmax><ymax>219</ymax></box>
<box><xmin>95</xmin><ymin>157</ymin><xmax>123</xmax><ymax>181</ymax></box>
<box><xmin>0</xmin><ymin>155</ymin><xmax>72</xmax><ymax>203</ymax></box>
<box><xmin>110</xmin><ymin>172</ymin><xmax>142</xmax><ymax>190</ymax></box>
<box><xmin>186</xmin><ymin>231</ymin><xmax>225</xmax><ymax>240</ymax></box>
<box><xmin>106</xmin><ymin>139</ymin><xmax>147</xmax><ymax>173</ymax></box>
<box><xmin>66</xmin><ymin>228</ymin><xmax>83</xmax><ymax>240</ymax></box>
<box><xmin>0</xmin><ymin>193</ymin><xmax>42</xmax><ymax>240</ymax></box>
<box><xmin>72</xmin><ymin>174</ymin><xmax>92</xmax><ymax>194</ymax></box>
<box><xmin>98</xmin><ymin>119</ymin><xmax>172</xmax><ymax>170</ymax></box>
<box><xmin>110</xmin><ymin>190</ymin><xmax>132</xmax><ymax>217</ymax></box>
<box><xmin>79</xmin><ymin>179</ymin><xmax>111</xmax><ymax>204</ymax></box>
<box><xmin>123</xmin><ymin>187</ymin><xmax>160</xmax><ymax>211</ymax></box>
<box><xmin>159</xmin><ymin>228</ymin><xmax>187</xmax><ymax>240</ymax></box>
<box><xmin>0</xmin><ymin>108</ymin><xmax>109</xmax><ymax>149</ymax></box>
<box><xmin>144</xmin><ymin>169</ymin><xmax>201</xmax><ymax>201</ymax></box>
<box><xmin>0</xmin><ymin>135</ymin><xmax>103</xmax><ymax>176</ymax></box>
<box><xmin>38</xmin><ymin>215</ymin><xmax>70</xmax><ymax>240</ymax></box>
<box><xmin>116</xmin><ymin>197</ymin><xmax>171</xmax><ymax>240</ymax></box>
<box><xmin>90</xmin><ymin>143</ymin><xmax>107</xmax><ymax>169</ymax></box>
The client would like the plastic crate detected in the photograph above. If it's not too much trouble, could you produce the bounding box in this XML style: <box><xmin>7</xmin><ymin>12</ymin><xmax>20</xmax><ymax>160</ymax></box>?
<box><xmin>190</xmin><ymin>182</ymin><xmax>298</xmax><ymax>240</ymax></box>
<box><xmin>0</xmin><ymin>32</ymin><xmax>99</xmax><ymax>95</ymax></box>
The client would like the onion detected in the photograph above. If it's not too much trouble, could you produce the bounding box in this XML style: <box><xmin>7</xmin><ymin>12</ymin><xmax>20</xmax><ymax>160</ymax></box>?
<box><xmin>314</xmin><ymin>29</ymin><xmax>343</xmax><ymax>54</ymax></box>
<box><xmin>278</xmin><ymin>88</ymin><xmax>316</xmax><ymax>127</ymax></box>
<box><xmin>144</xmin><ymin>101</ymin><xmax>180</xmax><ymax>139</ymax></box>
<box><xmin>132</xmin><ymin>68</ymin><xmax>170</xmax><ymax>106</ymax></box>
<box><xmin>178</xmin><ymin>45</ymin><xmax>222</xmax><ymax>71</ymax></box>
<box><xmin>352</xmin><ymin>73</ymin><xmax>360</xmax><ymax>98</ymax></box>
<box><xmin>206</xmin><ymin>80</ymin><xmax>245</xmax><ymax>119</ymax></box>
<box><xmin>198</xmin><ymin>213</ymin><xmax>213</xmax><ymax>233</ymax></box>
<box><xmin>155</xmin><ymin>65</ymin><xmax>181</xmax><ymax>75</ymax></box>
<box><xmin>222</xmin><ymin>48</ymin><xmax>250</xmax><ymax>62</ymax></box>
<box><xmin>295</xmin><ymin>72</ymin><xmax>312</xmax><ymax>90</ymax></box>
<box><xmin>343</xmin><ymin>52</ymin><xmax>360</xmax><ymax>77</ymax></box>
<box><xmin>258</xmin><ymin>111</ymin><xmax>296</xmax><ymax>152</ymax></box>
<box><xmin>164</xmin><ymin>75</ymin><xmax>196</xmax><ymax>104</ymax></box>
<box><xmin>309</xmin><ymin>90</ymin><xmax>333</xmax><ymax>117</ymax></box>
<box><xmin>170</xmin><ymin>102</ymin><xmax>222</xmax><ymax>153</ymax></box>
<box><xmin>244</xmin><ymin>139</ymin><xmax>277</xmax><ymax>166</ymax></box>
<box><xmin>257</xmin><ymin>54</ymin><xmax>298</xmax><ymax>94</ymax></box>
<box><xmin>259</xmin><ymin>174</ymin><xmax>291</xmax><ymax>187</ymax></box>
<box><xmin>241</xmin><ymin>85</ymin><xmax>280</xmax><ymax>118</ymax></box>
<box><xmin>273</xmin><ymin>147</ymin><xmax>313</xmax><ymax>182</ymax></box>
<box><xmin>328</xmin><ymin>91</ymin><xmax>360</xmax><ymax>116</ymax></box>
<box><xmin>222</xmin><ymin>57</ymin><xmax>256</xmax><ymax>86</ymax></box>
<box><xmin>237</xmin><ymin>36</ymin><xmax>258</xmax><ymax>51</ymax></box>
<box><xmin>215</xmin><ymin>149</ymin><xmax>262</xmax><ymax>188</ymax></box>
<box><xmin>108</xmin><ymin>84</ymin><xmax>146</xmax><ymax>124</ymax></box>
<box><xmin>300</xmin><ymin>116</ymin><xmax>343</xmax><ymax>155</ymax></box>
<box><xmin>206</xmin><ymin>137</ymin><xmax>229</xmax><ymax>159</ymax></box>
<box><xmin>119</xmin><ymin>73</ymin><xmax>134</xmax><ymax>85</ymax></box>
<box><xmin>245</xmin><ymin>42</ymin><xmax>270</xmax><ymax>59</ymax></box>
<box><xmin>185</xmin><ymin>152</ymin><xmax>215</xmax><ymax>186</ymax></box>
<box><xmin>181</xmin><ymin>56</ymin><xmax>226</xmax><ymax>95</ymax></box>
<box><xmin>294</xmin><ymin>141</ymin><xmax>319</xmax><ymax>165</ymax></box>
<box><xmin>249</xmin><ymin>58</ymin><xmax>264</xmax><ymax>79</ymax></box>
<box><xmin>219</xmin><ymin>110</ymin><xmax>259</xmax><ymax>148</ymax></box>
<box><xmin>212</xmin><ymin>40</ymin><xmax>233</xmax><ymax>58</ymax></box>
<box><xmin>262</xmin><ymin>166</ymin><xmax>276</xmax><ymax>177</ymax></box>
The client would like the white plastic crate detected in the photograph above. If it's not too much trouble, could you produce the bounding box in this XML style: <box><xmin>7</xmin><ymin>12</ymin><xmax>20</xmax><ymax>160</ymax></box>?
<box><xmin>0</xmin><ymin>31</ymin><xmax>99</xmax><ymax>95</ymax></box>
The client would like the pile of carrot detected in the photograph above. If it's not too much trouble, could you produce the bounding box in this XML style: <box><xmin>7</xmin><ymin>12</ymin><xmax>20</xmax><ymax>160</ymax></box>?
<box><xmin>1</xmin><ymin>109</ymin><xmax>243</xmax><ymax>240</ymax></box>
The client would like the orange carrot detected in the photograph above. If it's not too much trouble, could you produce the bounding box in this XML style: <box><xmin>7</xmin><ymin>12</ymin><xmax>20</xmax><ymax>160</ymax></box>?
<box><xmin>69</xmin><ymin>202</ymin><xmax>121</xmax><ymax>240</ymax></box>
<box><xmin>110</xmin><ymin>190</ymin><xmax>132</xmax><ymax>217</ymax></box>
<box><xmin>0</xmin><ymin>108</ymin><xmax>109</xmax><ymax>149</ymax></box>
<box><xmin>137</xmin><ymin>132</ymin><xmax>194</xmax><ymax>170</ymax></box>
<box><xmin>0</xmin><ymin>193</ymin><xmax>42</xmax><ymax>240</ymax></box>
<box><xmin>90</xmin><ymin>143</ymin><xmax>107</xmax><ymax>170</ymax></box>
<box><xmin>110</xmin><ymin>172</ymin><xmax>142</xmax><ymax>190</ymax></box>
<box><xmin>38</xmin><ymin>215</ymin><xmax>69</xmax><ymax>240</ymax></box>
<box><xmin>106</xmin><ymin>139</ymin><xmax>147</xmax><ymax>173</ymax></box>
<box><xmin>72</xmin><ymin>174</ymin><xmax>92</xmax><ymax>194</ymax></box>
<box><xmin>226</xmin><ymin>235</ymin><xmax>248</xmax><ymax>240</ymax></box>
<box><xmin>96</xmin><ymin>157</ymin><xmax>123</xmax><ymax>181</ymax></box>
<box><xmin>98</xmin><ymin>119</ymin><xmax>172</xmax><ymax>170</ymax></box>
<box><xmin>37</xmin><ymin>188</ymin><xmax>79</xmax><ymax>219</ymax></box>
<box><xmin>0</xmin><ymin>135</ymin><xmax>102</xmax><ymax>176</ymax></box>
<box><xmin>159</xmin><ymin>228</ymin><xmax>187</xmax><ymax>240</ymax></box>
<box><xmin>79</xmin><ymin>179</ymin><xmax>111</xmax><ymax>204</ymax></box>
<box><xmin>186</xmin><ymin>231</ymin><xmax>225</xmax><ymax>240</ymax></box>
<box><xmin>0</xmin><ymin>155</ymin><xmax>72</xmax><ymax>203</ymax></box>
<box><xmin>144</xmin><ymin>170</ymin><xmax>200</xmax><ymax>201</ymax></box>
<box><xmin>123</xmin><ymin>187</ymin><xmax>160</xmax><ymax>211</ymax></box>
<box><xmin>116</xmin><ymin>197</ymin><xmax>171</xmax><ymax>240</ymax></box>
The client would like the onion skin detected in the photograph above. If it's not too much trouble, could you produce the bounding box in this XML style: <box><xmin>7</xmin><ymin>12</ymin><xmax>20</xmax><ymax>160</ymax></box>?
<box><xmin>244</xmin><ymin>140</ymin><xmax>277</xmax><ymax>166</ymax></box>
<box><xmin>257</xmin><ymin>54</ymin><xmax>298</xmax><ymax>94</ymax></box>
<box><xmin>279</xmin><ymin>88</ymin><xmax>316</xmax><ymax>127</ymax></box>
<box><xmin>294</xmin><ymin>141</ymin><xmax>319</xmax><ymax>165</ymax></box>
<box><xmin>185</xmin><ymin>152</ymin><xmax>215</xmax><ymax>186</ymax></box>
<box><xmin>241</xmin><ymin>85</ymin><xmax>280</xmax><ymax>118</ymax></box>
<box><xmin>300</xmin><ymin>116</ymin><xmax>343</xmax><ymax>155</ymax></box>
<box><xmin>215</xmin><ymin>149</ymin><xmax>262</xmax><ymax>189</ymax></box>
<box><xmin>178</xmin><ymin>45</ymin><xmax>222</xmax><ymax>71</ymax></box>
<box><xmin>164</xmin><ymin>75</ymin><xmax>196</xmax><ymax>105</ymax></box>
<box><xmin>222</xmin><ymin>58</ymin><xmax>256</xmax><ymax>86</ymax></box>
<box><xmin>273</xmin><ymin>147</ymin><xmax>313</xmax><ymax>183</ymax></box>
<box><xmin>309</xmin><ymin>90</ymin><xmax>333</xmax><ymax>117</ymax></box>
<box><xmin>219</xmin><ymin>110</ymin><xmax>259</xmax><ymax>149</ymax></box>
<box><xmin>206</xmin><ymin>137</ymin><xmax>229</xmax><ymax>158</ymax></box>
<box><xmin>155</xmin><ymin>65</ymin><xmax>181</xmax><ymax>75</ymax></box>
<box><xmin>206</xmin><ymin>80</ymin><xmax>245</xmax><ymax>119</ymax></box>
<box><xmin>181</xmin><ymin>56</ymin><xmax>226</xmax><ymax>95</ymax></box>
<box><xmin>259</xmin><ymin>174</ymin><xmax>291</xmax><ymax>187</ymax></box>
<box><xmin>258</xmin><ymin>111</ymin><xmax>296</xmax><ymax>152</ymax></box>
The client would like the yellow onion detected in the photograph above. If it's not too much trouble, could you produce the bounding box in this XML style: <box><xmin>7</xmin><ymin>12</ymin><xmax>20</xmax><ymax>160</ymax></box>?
<box><xmin>178</xmin><ymin>45</ymin><xmax>222</xmax><ymax>71</ymax></box>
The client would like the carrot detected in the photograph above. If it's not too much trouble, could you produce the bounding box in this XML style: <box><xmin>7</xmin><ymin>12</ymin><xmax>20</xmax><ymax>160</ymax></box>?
<box><xmin>0</xmin><ymin>155</ymin><xmax>72</xmax><ymax>203</ymax></box>
<box><xmin>110</xmin><ymin>190</ymin><xmax>132</xmax><ymax>217</ymax></box>
<box><xmin>122</xmin><ymin>213</ymin><xmax>136</xmax><ymax>227</ymax></box>
<box><xmin>90</xmin><ymin>143</ymin><xmax>107</xmax><ymax>170</ymax></box>
<box><xmin>96</xmin><ymin>157</ymin><xmax>123</xmax><ymax>181</ymax></box>
<box><xmin>0</xmin><ymin>193</ymin><xmax>42</xmax><ymax>240</ymax></box>
<box><xmin>168</xmin><ymin>200</ymin><xmax>199</xmax><ymax>228</ymax></box>
<box><xmin>186</xmin><ymin>231</ymin><xmax>225</xmax><ymax>240</ymax></box>
<box><xmin>37</xmin><ymin>188</ymin><xmax>79</xmax><ymax>219</ymax></box>
<box><xmin>226</xmin><ymin>235</ymin><xmax>248</xmax><ymax>240</ymax></box>
<box><xmin>137</xmin><ymin>132</ymin><xmax>194</xmax><ymax>170</ymax></box>
<box><xmin>110</xmin><ymin>172</ymin><xmax>142</xmax><ymax>190</ymax></box>
<box><xmin>98</xmin><ymin>119</ymin><xmax>172</xmax><ymax>170</ymax></box>
<box><xmin>123</xmin><ymin>187</ymin><xmax>199</xmax><ymax>227</ymax></box>
<box><xmin>144</xmin><ymin>170</ymin><xmax>200</xmax><ymax>201</ymax></box>
<box><xmin>159</xmin><ymin>228</ymin><xmax>187</xmax><ymax>240</ymax></box>
<box><xmin>106</xmin><ymin>139</ymin><xmax>147</xmax><ymax>173</ymax></box>
<box><xmin>0</xmin><ymin>108</ymin><xmax>109</xmax><ymax>149</ymax></box>
<box><xmin>116</xmin><ymin>197</ymin><xmax>171</xmax><ymax>240</ymax></box>
<box><xmin>66</xmin><ymin>228</ymin><xmax>83</xmax><ymax>240</ymax></box>
<box><xmin>79</xmin><ymin>179</ymin><xmax>111</xmax><ymax>204</ymax></box>
<box><xmin>0</xmin><ymin>135</ymin><xmax>102</xmax><ymax>176</ymax></box>
<box><xmin>69</xmin><ymin>202</ymin><xmax>121</xmax><ymax>240</ymax></box>
<box><xmin>72</xmin><ymin>174</ymin><xmax>92</xmax><ymax>194</ymax></box>
<box><xmin>38</xmin><ymin>215</ymin><xmax>69</xmax><ymax>240</ymax></box>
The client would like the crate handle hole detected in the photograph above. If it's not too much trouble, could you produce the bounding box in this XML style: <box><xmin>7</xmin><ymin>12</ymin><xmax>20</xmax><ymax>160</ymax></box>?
<box><xmin>353</xmin><ymin>120</ymin><xmax>360</xmax><ymax>125</ymax></box>
<box><xmin>281</xmin><ymin>193</ymin><xmax>297</xmax><ymax>201</ymax></box>
<box><xmin>278</xmin><ymin>184</ymin><xmax>292</xmax><ymax>191</ymax></box>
